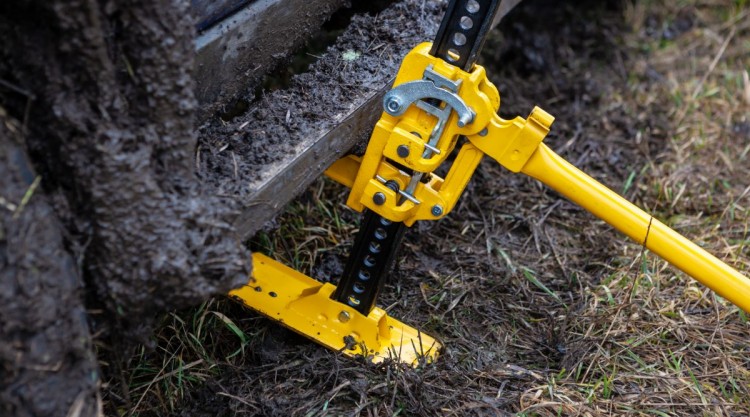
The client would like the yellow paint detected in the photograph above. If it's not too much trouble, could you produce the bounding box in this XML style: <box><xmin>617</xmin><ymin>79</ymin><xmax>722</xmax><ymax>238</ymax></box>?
<box><xmin>230</xmin><ymin>253</ymin><xmax>442</xmax><ymax>365</ymax></box>
<box><xmin>467</xmin><ymin>106</ymin><xmax>554</xmax><ymax>173</ymax></box>
<box><xmin>327</xmin><ymin>43</ymin><xmax>537</xmax><ymax>226</ymax></box>
<box><xmin>339</xmin><ymin>43</ymin><xmax>500</xmax><ymax>224</ymax></box>
<box><xmin>519</xmin><ymin>144</ymin><xmax>750</xmax><ymax>313</ymax></box>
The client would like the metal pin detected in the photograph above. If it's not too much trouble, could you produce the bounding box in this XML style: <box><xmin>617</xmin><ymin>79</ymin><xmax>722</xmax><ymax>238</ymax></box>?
<box><xmin>373</xmin><ymin>192</ymin><xmax>386</xmax><ymax>205</ymax></box>
<box><xmin>423</xmin><ymin>142</ymin><xmax>442</xmax><ymax>155</ymax></box>
<box><xmin>399</xmin><ymin>191</ymin><xmax>421</xmax><ymax>205</ymax></box>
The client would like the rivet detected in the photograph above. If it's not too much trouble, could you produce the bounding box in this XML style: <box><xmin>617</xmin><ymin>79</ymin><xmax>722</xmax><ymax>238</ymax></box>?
<box><xmin>373</xmin><ymin>192</ymin><xmax>386</xmax><ymax>205</ymax></box>
<box><xmin>431</xmin><ymin>205</ymin><xmax>444</xmax><ymax>216</ymax></box>
<box><xmin>338</xmin><ymin>311</ymin><xmax>351</xmax><ymax>323</ymax></box>
<box><xmin>397</xmin><ymin>144</ymin><xmax>410</xmax><ymax>158</ymax></box>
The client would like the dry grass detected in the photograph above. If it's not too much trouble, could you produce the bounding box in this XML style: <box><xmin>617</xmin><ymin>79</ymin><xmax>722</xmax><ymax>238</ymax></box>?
<box><xmin>106</xmin><ymin>0</ymin><xmax>750</xmax><ymax>416</ymax></box>
<box><xmin>512</xmin><ymin>1</ymin><xmax>750</xmax><ymax>415</ymax></box>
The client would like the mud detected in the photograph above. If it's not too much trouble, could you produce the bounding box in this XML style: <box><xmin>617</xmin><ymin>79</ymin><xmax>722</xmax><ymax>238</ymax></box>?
<box><xmin>1</xmin><ymin>1</ymin><xmax>253</xmax><ymax>415</ymax></box>
<box><xmin>0</xmin><ymin>108</ymin><xmax>98</xmax><ymax>416</ymax></box>
<box><xmin>193</xmin><ymin>0</ymin><xmax>347</xmax><ymax>121</ymax></box>
<box><xmin>0</xmin><ymin>0</ymin><xmax>251</xmax><ymax>328</ymax></box>
<box><xmin>196</xmin><ymin>0</ymin><xmax>445</xmax><ymax>219</ymax></box>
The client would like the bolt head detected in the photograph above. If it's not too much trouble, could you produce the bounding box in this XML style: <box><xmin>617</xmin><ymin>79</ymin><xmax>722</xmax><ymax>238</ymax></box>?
<box><xmin>373</xmin><ymin>192</ymin><xmax>386</xmax><ymax>205</ymax></box>
<box><xmin>338</xmin><ymin>311</ymin><xmax>351</xmax><ymax>323</ymax></box>
<box><xmin>385</xmin><ymin>97</ymin><xmax>401</xmax><ymax>113</ymax></box>
<box><xmin>397</xmin><ymin>144</ymin><xmax>410</xmax><ymax>158</ymax></box>
<box><xmin>431</xmin><ymin>205</ymin><xmax>443</xmax><ymax>216</ymax></box>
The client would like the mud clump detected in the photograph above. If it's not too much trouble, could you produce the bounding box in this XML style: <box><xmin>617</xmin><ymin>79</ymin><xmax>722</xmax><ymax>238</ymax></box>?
<box><xmin>0</xmin><ymin>0</ymin><xmax>251</xmax><ymax>330</ymax></box>
<box><xmin>0</xmin><ymin>109</ymin><xmax>98</xmax><ymax>416</ymax></box>
<box><xmin>1</xmin><ymin>1</ymin><xmax>252</xmax><ymax>415</ymax></box>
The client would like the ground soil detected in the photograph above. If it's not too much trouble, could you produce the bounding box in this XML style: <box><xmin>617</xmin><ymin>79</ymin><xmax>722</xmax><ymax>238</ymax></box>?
<box><xmin>117</xmin><ymin>0</ymin><xmax>750</xmax><ymax>415</ymax></box>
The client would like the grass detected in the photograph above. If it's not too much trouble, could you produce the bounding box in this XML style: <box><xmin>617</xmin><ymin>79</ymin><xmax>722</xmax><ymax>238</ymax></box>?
<box><xmin>106</xmin><ymin>0</ymin><xmax>750</xmax><ymax>415</ymax></box>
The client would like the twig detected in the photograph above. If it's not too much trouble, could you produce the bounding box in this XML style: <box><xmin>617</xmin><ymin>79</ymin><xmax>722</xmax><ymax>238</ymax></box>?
<box><xmin>581</xmin><ymin>217</ymin><xmax>654</xmax><ymax>383</ymax></box>
<box><xmin>12</xmin><ymin>176</ymin><xmax>41</xmax><ymax>219</ymax></box>
<box><xmin>130</xmin><ymin>358</ymin><xmax>203</xmax><ymax>416</ymax></box>
<box><xmin>231</xmin><ymin>151</ymin><xmax>239</xmax><ymax>179</ymax></box>
<box><xmin>0</xmin><ymin>78</ymin><xmax>33</xmax><ymax>97</ymax></box>
<box><xmin>0</xmin><ymin>79</ymin><xmax>36</xmax><ymax>132</ymax></box>
<box><xmin>65</xmin><ymin>390</ymin><xmax>88</xmax><ymax>417</ymax></box>
<box><xmin>626</xmin><ymin>216</ymin><xmax>654</xmax><ymax>306</ymax></box>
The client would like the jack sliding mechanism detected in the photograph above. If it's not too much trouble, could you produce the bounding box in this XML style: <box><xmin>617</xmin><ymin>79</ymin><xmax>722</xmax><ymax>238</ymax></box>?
<box><xmin>231</xmin><ymin>0</ymin><xmax>750</xmax><ymax>366</ymax></box>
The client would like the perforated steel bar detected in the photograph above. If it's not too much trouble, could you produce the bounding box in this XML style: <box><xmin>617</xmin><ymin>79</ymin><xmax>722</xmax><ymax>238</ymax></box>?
<box><xmin>333</xmin><ymin>0</ymin><xmax>503</xmax><ymax>315</ymax></box>
<box><xmin>429</xmin><ymin>0</ymin><xmax>502</xmax><ymax>71</ymax></box>
<box><xmin>331</xmin><ymin>209</ymin><xmax>407</xmax><ymax>314</ymax></box>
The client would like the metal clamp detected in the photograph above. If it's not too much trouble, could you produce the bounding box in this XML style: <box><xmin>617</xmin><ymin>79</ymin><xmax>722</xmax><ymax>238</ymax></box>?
<box><xmin>383</xmin><ymin>81</ymin><xmax>474</xmax><ymax>128</ymax></box>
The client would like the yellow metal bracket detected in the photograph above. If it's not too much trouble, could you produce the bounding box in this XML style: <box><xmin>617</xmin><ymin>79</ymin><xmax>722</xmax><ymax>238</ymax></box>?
<box><xmin>325</xmin><ymin>43</ymin><xmax>556</xmax><ymax>226</ymax></box>
<box><xmin>230</xmin><ymin>253</ymin><xmax>441</xmax><ymax>365</ymax></box>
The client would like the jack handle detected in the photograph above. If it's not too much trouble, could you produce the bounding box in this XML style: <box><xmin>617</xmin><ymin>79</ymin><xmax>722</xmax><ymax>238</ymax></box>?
<box><xmin>483</xmin><ymin>122</ymin><xmax>750</xmax><ymax>312</ymax></box>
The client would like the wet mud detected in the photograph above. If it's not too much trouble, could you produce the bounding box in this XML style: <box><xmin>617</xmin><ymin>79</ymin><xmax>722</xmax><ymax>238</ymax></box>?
<box><xmin>0</xmin><ymin>0</ymin><xmax>251</xmax><ymax>328</ymax></box>
<box><xmin>0</xmin><ymin>109</ymin><xmax>98</xmax><ymax>416</ymax></box>
<box><xmin>0</xmin><ymin>1</ymin><xmax>252</xmax><ymax>415</ymax></box>
<box><xmin>196</xmin><ymin>0</ymin><xmax>445</xmax><ymax>212</ymax></box>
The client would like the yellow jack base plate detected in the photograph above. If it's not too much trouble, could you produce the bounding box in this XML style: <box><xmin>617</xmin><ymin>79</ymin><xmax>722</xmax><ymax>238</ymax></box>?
<box><xmin>230</xmin><ymin>253</ymin><xmax>442</xmax><ymax>366</ymax></box>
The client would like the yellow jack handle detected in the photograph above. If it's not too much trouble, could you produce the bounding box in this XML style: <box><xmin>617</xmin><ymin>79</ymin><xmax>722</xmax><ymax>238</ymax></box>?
<box><xmin>465</xmin><ymin>103</ymin><xmax>750</xmax><ymax>312</ymax></box>
<box><xmin>519</xmin><ymin>143</ymin><xmax>750</xmax><ymax>312</ymax></box>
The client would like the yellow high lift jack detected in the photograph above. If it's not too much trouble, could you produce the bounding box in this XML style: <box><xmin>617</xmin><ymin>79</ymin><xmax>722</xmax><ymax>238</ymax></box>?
<box><xmin>231</xmin><ymin>0</ymin><xmax>750</xmax><ymax>366</ymax></box>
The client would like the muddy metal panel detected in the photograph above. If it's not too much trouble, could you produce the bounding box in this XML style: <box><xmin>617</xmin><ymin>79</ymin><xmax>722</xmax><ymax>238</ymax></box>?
<box><xmin>196</xmin><ymin>0</ymin><xmax>443</xmax><ymax>239</ymax></box>
<box><xmin>191</xmin><ymin>0</ymin><xmax>253</xmax><ymax>31</ymax></box>
<box><xmin>193</xmin><ymin>0</ymin><xmax>346</xmax><ymax>121</ymax></box>
<box><xmin>196</xmin><ymin>0</ymin><xmax>525</xmax><ymax>239</ymax></box>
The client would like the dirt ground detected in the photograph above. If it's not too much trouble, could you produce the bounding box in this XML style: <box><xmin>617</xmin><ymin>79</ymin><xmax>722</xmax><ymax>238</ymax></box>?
<box><xmin>108</xmin><ymin>0</ymin><xmax>750</xmax><ymax>415</ymax></box>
